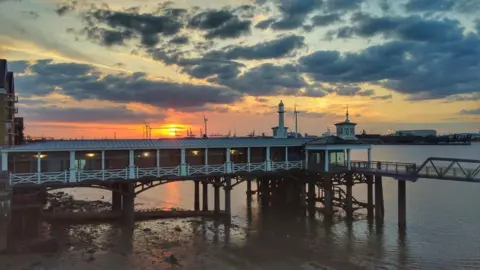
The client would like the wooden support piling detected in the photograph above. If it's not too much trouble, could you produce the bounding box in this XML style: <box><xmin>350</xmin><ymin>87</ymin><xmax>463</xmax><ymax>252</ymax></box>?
<box><xmin>111</xmin><ymin>183</ymin><xmax>122</xmax><ymax>212</ymax></box>
<box><xmin>194</xmin><ymin>181</ymin><xmax>200</xmax><ymax>211</ymax></box>
<box><xmin>374</xmin><ymin>174</ymin><xmax>384</xmax><ymax>223</ymax></box>
<box><xmin>367</xmin><ymin>175</ymin><xmax>374</xmax><ymax>220</ymax></box>
<box><xmin>323</xmin><ymin>174</ymin><xmax>333</xmax><ymax>218</ymax></box>
<box><xmin>398</xmin><ymin>180</ymin><xmax>406</xmax><ymax>229</ymax></box>
<box><xmin>214</xmin><ymin>177</ymin><xmax>220</xmax><ymax>214</ymax></box>
<box><xmin>121</xmin><ymin>182</ymin><xmax>135</xmax><ymax>227</ymax></box>
<box><xmin>202</xmin><ymin>181</ymin><xmax>208</xmax><ymax>211</ymax></box>
<box><xmin>224</xmin><ymin>177</ymin><xmax>231</xmax><ymax>215</ymax></box>
<box><xmin>346</xmin><ymin>172</ymin><xmax>353</xmax><ymax>220</ymax></box>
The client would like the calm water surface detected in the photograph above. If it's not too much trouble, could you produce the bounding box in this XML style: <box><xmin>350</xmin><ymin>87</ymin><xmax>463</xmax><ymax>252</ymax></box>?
<box><xmin>3</xmin><ymin>144</ymin><xmax>480</xmax><ymax>270</ymax></box>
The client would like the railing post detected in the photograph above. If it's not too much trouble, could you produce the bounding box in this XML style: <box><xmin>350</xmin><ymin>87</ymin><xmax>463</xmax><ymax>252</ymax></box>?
<box><xmin>69</xmin><ymin>151</ymin><xmax>76</xmax><ymax>183</ymax></box>
<box><xmin>37</xmin><ymin>151</ymin><xmax>42</xmax><ymax>184</ymax></box>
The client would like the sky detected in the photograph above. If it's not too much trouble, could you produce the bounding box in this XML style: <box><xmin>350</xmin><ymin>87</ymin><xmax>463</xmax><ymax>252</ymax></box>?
<box><xmin>0</xmin><ymin>0</ymin><xmax>479</xmax><ymax>139</ymax></box>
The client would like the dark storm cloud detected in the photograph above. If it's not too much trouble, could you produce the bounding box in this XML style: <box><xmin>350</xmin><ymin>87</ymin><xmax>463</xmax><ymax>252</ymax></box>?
<box><xmin>334</xmin><ymin>86</ymin><xmax>375</xmax><ymax>96</ymax></box>
<box><xmin>12</xmin><ymin>59</ymin><xmax>242</xmax><ymax>110</ymax></box>
<box><xmin>204</xmin><ymin>35</ymin><xmax>305</xmax><ymax>60</ymax></box>
<box><xmin>328</xmin><ymin>14</ymin><xmax>464</xmax><ymax>43</ymax></box>
<box><xmin>23</xmin><ymin>105</ymin><xmax>158</xmax><ymax>124</ymax></box>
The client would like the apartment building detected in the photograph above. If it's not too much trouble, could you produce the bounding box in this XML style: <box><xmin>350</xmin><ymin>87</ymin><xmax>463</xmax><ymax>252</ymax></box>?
<box><xmin>0</xmin><ymin>59</ymin><xmax>19</xmax><ymax>146</ymax></box>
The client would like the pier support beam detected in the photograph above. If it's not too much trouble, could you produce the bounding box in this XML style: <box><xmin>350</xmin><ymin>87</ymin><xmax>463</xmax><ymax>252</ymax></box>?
<box><xmin>367</xmin><ymin>175</ymin><xmax>374</xmax><ymax>221</ymax></box>
<box><xmin>398</xmin><ymin>180</ymin><xmax>406</xmax><ymax>230</ymax></box>
<box><xmin>246</xmin><ymin>179</ymin><xmax>252</xmax><ymax>196</ymax></box>
<box><xmin>345</xmin><ymin>173</ymin><xmax>353</xmax><ymax>220</ymax></box>
<box><xmin>112</xmin><ymin>184</ymin><xmax>122</xmax><ymax>212</ymax></box>
<box><xmin>323</xmin><ymin>174</ymin><xmax>333</xmax><ymax>218</ymax></box>
<box><xmin>194</xmin><ymin>181</ymin><xmax>200</xmax><ymax>211</ymax></box>
<box><xmin>122</xmin><ymin>183</ymin><xmax>135</xmax><ymax>227</ymax></box>
<box><xmin>224</xmin><ymin>177</ymin><xmax>231</xmax><ymax>215</ymax></box>
<box><xmin>214</xmin><ymin>177</ymin><xmax>220</xmax><ymax>214</ymax></box>
<box><xmin>202</xmin><ymin>181</ymin><xmax>208</xmax><ymax>211</ymax></box>
<box><xmin>307</xmin><ymin>179</ymin><xmax>316</xmax><ymax>216</ymax></box>
<box><xmin>374</xmin><ymin>174</ymin><xmax>384</xmax><ymax>224</ymax></box>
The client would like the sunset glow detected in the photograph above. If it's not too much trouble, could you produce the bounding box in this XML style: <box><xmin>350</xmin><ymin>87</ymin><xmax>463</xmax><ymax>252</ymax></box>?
<box><xmin>0</xmin><ymin>0</ymin><xmax>478</xmax><ymax>138</ymax></box>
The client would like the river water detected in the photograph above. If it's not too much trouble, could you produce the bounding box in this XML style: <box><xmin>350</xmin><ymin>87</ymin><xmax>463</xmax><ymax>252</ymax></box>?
<box><xmin>1</xmin><ymin>144</ymin><xmax>480</xmax><ymax>269</ymax></box>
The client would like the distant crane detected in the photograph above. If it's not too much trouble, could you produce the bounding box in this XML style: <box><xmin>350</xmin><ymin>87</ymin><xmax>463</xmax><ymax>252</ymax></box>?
<box><xmin>293</xmin><ymin>104</ymin><xmax>300</xmax><ymax>138</ymax></box>
<box><xmin>203</xmin><ymin>115</ymin><xmax>208</xmax><ymax>138</ymax></box>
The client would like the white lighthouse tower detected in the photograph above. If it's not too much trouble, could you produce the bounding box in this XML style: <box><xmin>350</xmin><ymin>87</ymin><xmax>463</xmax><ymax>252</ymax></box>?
<box><xmin>272</xmin><ymin>100</ymin><xmax>288</xmax><ymax>138</ymax></box>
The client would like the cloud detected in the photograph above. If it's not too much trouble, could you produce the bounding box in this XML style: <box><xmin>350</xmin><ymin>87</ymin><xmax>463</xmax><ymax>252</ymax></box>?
<box><xmin>372</xmin><ymin>94</ymin><xmax>392</xmax><ymax>100</ymax></box>
<box><xmin>404</xmin><ymin>0</ymin><xmax>480</xmax><ymax>13</ymax></box>
<box><xmin>328</xmin><ymin>14</ymin><xmax>464</xmax><ymax>43</ymax></box>
<box><xmin>23</xmin><ymin>105</ymin><xmax>158</xmax><ymax>124</ymax></box>
<box><xmin>214</xmin><ymin>63</ymin><xmax>308</xmax><ymax>96</ymax></box>
<box><xmin>11</xmin><ymin>59</ymin><xmax>243</xmax><ymax>111</ymax></box>
<box><xmin>310</xmin><ymin>13</ymin><xmax>343</xmax><ymax>27</ymax></box>
<box><xmin>204</xmin><ymin>35</ymin><xmax>305</xmax><ymax>60</ymax></box>
<box><xmin>297</xmin><ymin>33</ymin><xmax>480</xmax><ymax>100</ymax></box>
<box><xmin>332</xmin><ymin>85</ymin><xmax>375</xmax><ymax>96</ymax></box>
<box><xmin>60</xmin><ymin>3</ymin><xmax>254</xmax><ymax>48</ymax></box>
<box><xmin>460</xmin><ymin>108</ymin><xmax>480</xmax><ymax>115</ymax></box>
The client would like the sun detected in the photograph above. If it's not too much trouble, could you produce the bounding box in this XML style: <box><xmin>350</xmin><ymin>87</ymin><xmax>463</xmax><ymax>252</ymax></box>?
<box><xmin>154</xmin><ymin>124</ymin><xmax>187</xmax><ymax>137</ymax></box>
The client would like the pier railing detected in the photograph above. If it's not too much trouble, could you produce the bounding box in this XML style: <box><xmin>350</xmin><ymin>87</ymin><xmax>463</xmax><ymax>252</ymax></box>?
<box><xmin>8</xmin><ymin>161</ymin><xmax>305</xmax><ymax>185</ymax></box>
<box><xmin>350</xmin><ymin>160</ymin><xmax>417</xmax><ymax>175</ymax></box>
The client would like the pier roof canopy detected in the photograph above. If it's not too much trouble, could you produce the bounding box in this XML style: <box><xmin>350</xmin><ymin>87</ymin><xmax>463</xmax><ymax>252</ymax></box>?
<box><xmin>2</xmin><ymin>137</ymin><xmax>315</xmax><ymax>152</ymax></box>
<box><xmin>304</xmin><ymin>136</ymin><xmax>370</xmax><ymax>150</ymax></box>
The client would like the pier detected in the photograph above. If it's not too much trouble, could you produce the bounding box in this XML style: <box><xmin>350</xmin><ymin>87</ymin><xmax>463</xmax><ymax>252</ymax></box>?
<box><xmin>0</xmin><ymin>102</ymin><xmax>478</xmax><ymax>252</ymax></box>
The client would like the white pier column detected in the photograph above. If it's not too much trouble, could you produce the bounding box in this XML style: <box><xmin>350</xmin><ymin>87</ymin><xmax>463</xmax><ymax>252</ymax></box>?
<box><xmin>128</xmin><ymin>150</ymin><xmax>135</xmax><ymax>179</ymax></box>
<box><xmin>69</xmin><ymin>151</ymin><xmax>76</xmax><ymax>183</ymax></box>
<box><xmin>225</xmin><ymin>148</ymin><xmax>232</xmax><ymax>173</ymax></box>
<box><xmin>367</xmin><ymin>148</ymin><xmax>372</xmax><ymax>168</ymax></box>
<box><xmin>247</xmin><ymin>147</ymin><xmax>251</xmax><ymax>172</ymax></box>
<box><xmin>266</xmin><ymin>147</ymin><xmax>271</xmax><ymax>171</ymax></box>
<box><xmin>204</xmin><ymin>148</ymin><xmax>209</xmax><ymax>174</ymax></box>
<box><xmin>226</xmin><ymin>148</ymin><xmax>232</xmax><ymax>173</ymax></box>
<box><xmin>285</xmin><ymin>147</ymin><xmax>289</xmax><ymax>169</ymax></box>
<box><xmin>1</xmin><ymin>152</ymin><xmax>7</xmax><ymax>171</ymax></box>
<box><xmin>324</xmin><ymin>150</ymin><xmax>329</xmax><ymax>172</ymax></box>
<box><xmin>180</xmin><ymin>149</ymin><xmax>187</xmax><ymax>176</ymax></box>
<box><xmin>101</xmin><ymin>150</ymin><xmax>105</xmax><ymax>180</ymax></box>
<box><xmin>347</xmin><ymin>149</ymin><xmax>351</xmax><ymax>170</ymax></box>
<box><xmin>156</xmin><ymin>149</ymin><xmax>160</xmax><ymax>177</ymax></box>
<box><xmin>37</xmin><ymin>152</ymin><xmax>42</xmax><ymax>184</ymax></box>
